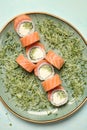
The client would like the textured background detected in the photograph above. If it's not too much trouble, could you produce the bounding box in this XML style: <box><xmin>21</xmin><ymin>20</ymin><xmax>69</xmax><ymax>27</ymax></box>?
<box><xmin>0</xmin><ymin>0</ymin><xmax>87</xmax><ymax>129</ymax></box>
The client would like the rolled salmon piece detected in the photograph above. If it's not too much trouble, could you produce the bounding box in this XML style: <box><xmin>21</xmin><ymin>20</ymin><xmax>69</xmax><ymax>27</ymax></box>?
<box><xmin>41</xmin><ymin>74</ymin><xmax>62</xmax><ymax>92</ymax></box>
<box><xmin>20</xmin><ymin>32</ymin><xmax>40</xmax><ymax>47</ymax></box>
<box><xmin>48</xmin><ymin>86</ymin><xmax>64</xmax><ymax>101</ymax></box>
<box><xmin>47</xmin><ymin>86</ymin><xmax>68</xmax><ymax>107</ymax></box>
<box><xmin>16</xmin><ymin>54</ymin><xmax>36</xmax><ymax>72</ymax></box>
<box><xmin>45</xmin><ymin>50</ymin><xmax>64</xmax><ymax>70</ymax></box>
<box><xmin>26</xmin><ymin>42</ymin><xmax>46</xmax><ymax>63</ymax></box>
<box><xmin>34</xmin><ymin>60</ymin><xmax>54</xmax><ymax>80</ymax></box>
<box><xmin>14</xmin><ymin>14</ymin><xmax>34</xmax><ymax>37</ymax></box>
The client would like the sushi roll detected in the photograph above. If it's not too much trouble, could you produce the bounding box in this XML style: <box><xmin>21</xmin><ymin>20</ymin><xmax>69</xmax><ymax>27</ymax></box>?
<box><xmin>45</xmin><ymin>50</ymin><xmax>65</xmax><ymax>70</ymax></box>
<box><xmin>20</xmin><ymin>31</ymin><xmax>40</xmax><ymax>47</ymax></box>
<box><xmin>14</xmin><ymin>14</ymin><xmax>34</xmax><ymax>37</ymax></box>
<box><xmin>16</xmin><ymin>54</ymin><xmax>36</xmax><ymax>72</ymax></box>
<box><xmin>41</xmin><ymin>74</ymin><xmax>62</xmax><ymax>92</ymax></box>
<box><xmin>48</xmin><ymin>86</ymin><xmax>68</xmax><ymax>106</ymax></box>
<box><xmin>26</xmin><ymin>42</ymin><xmax>46</xmax><ymax>63</ymax></box>
<box><xmin>34</xmin><ymin>60</ymin><xmax>54</xmax><ymax>80</ymax></box>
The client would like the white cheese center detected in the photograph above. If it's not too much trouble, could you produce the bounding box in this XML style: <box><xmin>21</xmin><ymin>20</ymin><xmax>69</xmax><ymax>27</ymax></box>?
<box><xmin>18</xmin><ymin>23</ymin><xmax>31</xmax><ymax>36</ymax></box>
<box><xmin>32</xmin><ymin>48</ymin><xmax>44</xmax><ymax>60</ymax></box>
<box><xmin>39</xmin><ymin>68</ymin><xmax>51</xmax><ymax>79</ymax></box>
<box><xmin>39</xmin><ymin>64</ymin><xmax>53</xmax><ymax>80</ymax></box>
<box><xmin>52</xmin><ymin>91</ymin><xmax>67</xmax><ymax>106</ymax></box>
<box><xmin>28</xmin><ymin>47</ymin><xmax>45</xmax><ymax>63</ymax></box>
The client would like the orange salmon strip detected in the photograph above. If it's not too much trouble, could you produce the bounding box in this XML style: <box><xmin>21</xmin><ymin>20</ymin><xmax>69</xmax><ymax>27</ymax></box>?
<box><xmin>41</xmin><ymin>74</ymin><xmax>62</xmax><ymax>92</ymax></box>
<box><xmin>26</xmin><ymin>42</ymin><xmax>45</xmax><ymax>55</ymax></box>
<box><xmin>45</xmin><ymin>50</ymin><xmax>64</xmax><ymax>70</ymax></box>
<box><xmin>14</xmin><ymin>14</ymin><xmax>32</xmax><ymax>30</ymax></box>
<box><xmin>34</xmin><ymin>60</ymin><xmax>48</xmax><ymax>76</ymax></box>
<box><xmin>20</xmin><ymin>32</ymin><xmax>40</xmax><ymax>47</ymax></box>
<box><xmin>16</xmin><ymin>54</ymin><xmax>36</xmax><ymax>72</ymax></box>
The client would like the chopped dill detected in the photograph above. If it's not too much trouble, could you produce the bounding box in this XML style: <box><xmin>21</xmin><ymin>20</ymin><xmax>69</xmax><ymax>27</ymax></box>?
<box><xmin>23</xmin><ymin>22</ymin><xmax>33</xmax><ymax>30</ymax></box>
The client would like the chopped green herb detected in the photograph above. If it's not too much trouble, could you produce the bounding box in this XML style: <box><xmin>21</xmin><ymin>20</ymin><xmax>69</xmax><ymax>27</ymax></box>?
<box><xmin>56</xmin><ymin>91</ymin><xmax>67</xmax><ymax>99</ymax></box>
<box><xmin>9</xmin><ymin>123</ymin><xmax>12</xmax><ymax>126</ymax></box>
<box><xmin>23</xmin><ymin>22</ymin><xmax>33</xmax><ymax>29</ymax></box>
<box><xmin>5</xmin><ymin>112</ymin><xmax>8</xmax><ymax>115</ymax></box>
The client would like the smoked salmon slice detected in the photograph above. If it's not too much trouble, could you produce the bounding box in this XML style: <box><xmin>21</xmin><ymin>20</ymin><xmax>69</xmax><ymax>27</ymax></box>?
<box><xmin>41</xmin><ymin>74</ymin><xmax>62</xmax><ymax>92</ymax></box>
<box><xmin>45</xmin><ymin>50</ymin><xmax>64</xmax><ymax>70</ymax></box>
<box><xmin>14</xmin><ymin>14</ymin><xmax>32</xmax><ymax>30</ymax></box>
<box><xmin>16</xmin><ymin>54</ymin><xmax>36</xmax><ymax>72</ymax></box>
<box><xmin>20</xmin><ymin>32</ymin><xmax>40</xmax><ymax>47</ymax></box>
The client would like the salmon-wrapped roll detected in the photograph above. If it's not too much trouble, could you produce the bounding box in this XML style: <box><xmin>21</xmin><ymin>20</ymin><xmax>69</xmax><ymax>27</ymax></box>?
<box><xmin>47</xmin><ymin>86</ymin><xmax>68</xmax><ymax>107</ymax></box>
<box><xmin>16</xmin><ymin>54</ymin><xmax>36</xmax><ymax>72</ymax></box>
<box><xmin>41</xmin><ymin>74</ymin><xmax>62</xmax><ymax>92</ymax></box>
<box><xmin>26</xmin><ymin>42</ymin><xmax>46</xmax><ymax>63</ymax></box>
<box><xmin>14</xmin><ymin>14</ymin><xmax>34</xmax><ymax>37</ymax></box>
<box><xmin>20</xmin><ymin>32</ymin><xmax>40</xmax><ymax>47</ymax></box>
<box><xmin>34</xmin><ymin>60</ymin><xmax>54</xmax><ymax>80</ymax></box>
<box><xmin>48</xmin><ymin>86</ymin><xmax>64</xmax><ymax>101</ymax></box>
<box><xmin>45</xmin><ymin>50</ymin><xmax>64</xmax><ymax>70</ymax></box>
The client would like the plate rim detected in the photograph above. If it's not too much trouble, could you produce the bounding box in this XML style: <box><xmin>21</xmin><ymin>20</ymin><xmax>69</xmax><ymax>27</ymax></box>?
<box><xmin>0</xmin><ymin>96</ymin><xmax>87</xmax><ymax>124</ymax></box>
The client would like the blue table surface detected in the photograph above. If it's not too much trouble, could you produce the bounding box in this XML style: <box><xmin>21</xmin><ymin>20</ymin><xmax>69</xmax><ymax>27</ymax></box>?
<box><xmin>0</xmin><ymin>0</ymin><xmax>87</xmax><ymax>130</ymax></box>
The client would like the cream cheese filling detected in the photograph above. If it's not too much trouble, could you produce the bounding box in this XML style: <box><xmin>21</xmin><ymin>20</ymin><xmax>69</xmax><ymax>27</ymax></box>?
<box><xmin>17</xmin><ymin>21</ymin><xmax>34</xmax><ymax>37</ymax></box>
<box><xmin>28</xmin><ymin>47</ymin><xmax>45</xmax><ymax>63</ymax></box>
<box><xmin>51</xmin><ymin>90</ymin><xmax>68</xmax><ymax>106</ymax></box>
<box><xmin>38</xmin><ymin>64</ymin><xmax>54</xmax><ymax>80</ymax></box>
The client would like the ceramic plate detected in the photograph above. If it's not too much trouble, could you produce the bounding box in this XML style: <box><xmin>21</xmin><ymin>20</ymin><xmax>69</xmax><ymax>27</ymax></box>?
<box><xmin>0</xmin><ymin>12</ymin><xmax>87</xmax><ymax>123</ymax></box>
